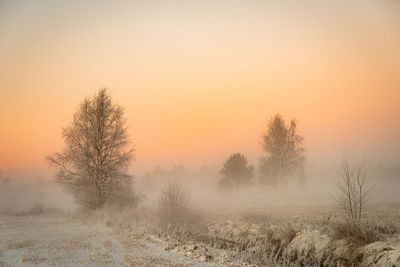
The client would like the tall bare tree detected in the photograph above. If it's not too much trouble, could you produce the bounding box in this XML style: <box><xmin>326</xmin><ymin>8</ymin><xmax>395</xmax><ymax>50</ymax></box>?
<box><xmin>259</xmin><ymin>114</ymin><xmax>305</xmax><ymax>185</ymax></box>
<box><xmin>47</xmin><ymin>89</ymin><xmax>134</xmax><ymax>209</ymax></box>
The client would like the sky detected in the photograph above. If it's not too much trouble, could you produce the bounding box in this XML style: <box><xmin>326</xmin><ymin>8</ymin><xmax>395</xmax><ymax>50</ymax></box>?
<box><xmin>1</xmin><ymin>0</ymin><xmax>400</xmax><ymax>179</ymax></box>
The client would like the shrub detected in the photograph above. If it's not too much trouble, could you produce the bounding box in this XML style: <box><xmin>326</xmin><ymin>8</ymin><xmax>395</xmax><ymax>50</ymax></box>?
<box><xmin>158</xmin><ymin>181</ymin><xmax>191</xmax><ymax>230</ymax></box>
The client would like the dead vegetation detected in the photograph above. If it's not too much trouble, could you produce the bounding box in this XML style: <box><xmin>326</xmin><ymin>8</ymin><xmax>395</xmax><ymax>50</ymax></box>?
<box><xmin>157</xmin><ymin>181</ymin><xmax>192</xmax><ymax>231</ymax></box>
<box><xmin>336</xmin><ymin>161</ymin><xmax>374</xmax><ymax>227</ymax></box>
<box><xmin>63</xmin><ymin>170</ymin><xmax>400</xmax><ymax>267</ymax></box>
<box><xmin>145</xmin><ymin>204</ymin><xmax>400</xmax><ymax>266</ymax></box>
<box><xmin>332</xmin><ymin>221</ymin><xmax>378</xmax><ymax>247</ymax></box>
<box><xmin>332</xmin><ymin>161</ymin><xmax>379</xmax><ymax>249</ymax></box>
<box><xmin>2</xmin><ymin>186</ymin><xmax>398</xmax><ymax>266</ymax></box>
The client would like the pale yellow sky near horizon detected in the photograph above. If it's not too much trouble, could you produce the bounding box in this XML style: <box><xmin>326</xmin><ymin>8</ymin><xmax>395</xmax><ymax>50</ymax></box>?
<box><xmin>1</xmin><ymin>0</ymin><xmax>400</xmax><ymax>178</ymax></box>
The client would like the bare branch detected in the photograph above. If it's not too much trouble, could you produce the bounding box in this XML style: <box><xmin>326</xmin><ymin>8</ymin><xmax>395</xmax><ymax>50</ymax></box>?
<box><xmin>336</xmin><ymin>160</ymin><xmax>374</xmax><ymax>226</ymax></box>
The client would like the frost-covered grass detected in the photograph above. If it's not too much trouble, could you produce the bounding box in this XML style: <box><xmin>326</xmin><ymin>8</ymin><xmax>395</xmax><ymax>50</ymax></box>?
<box><xmin>66</xmin><ymin>203</ymin><xmax>400</xmax><ymax>266</ymax></box>
<box><xmin>147</xmin><ymin>204</ymin><xmax>400</xmax><ymax>266</ymax></box>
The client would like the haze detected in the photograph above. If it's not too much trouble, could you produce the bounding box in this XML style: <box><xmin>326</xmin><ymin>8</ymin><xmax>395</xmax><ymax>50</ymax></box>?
<box><xmin>1</xmin><ymin>0</ymin><xmax>399</xmax><ymax>181</ymax></box>
<box><xmin>2</xmin><ymin>3</ymin><xmax>400</xmax><ymax>265</ymax></box>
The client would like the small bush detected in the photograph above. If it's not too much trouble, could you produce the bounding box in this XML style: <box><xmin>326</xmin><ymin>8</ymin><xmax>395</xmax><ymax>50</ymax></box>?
<box><xmin>158</xmin><ymin>181</ymin><xmax>191</xmax><ymax>230</ymax></box>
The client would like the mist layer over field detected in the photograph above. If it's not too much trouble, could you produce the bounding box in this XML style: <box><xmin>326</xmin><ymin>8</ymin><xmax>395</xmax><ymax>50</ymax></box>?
<box><xmin>2</xmin><ymin>162</ymin><xmax>398</xmax><ymax>215</ymax></box>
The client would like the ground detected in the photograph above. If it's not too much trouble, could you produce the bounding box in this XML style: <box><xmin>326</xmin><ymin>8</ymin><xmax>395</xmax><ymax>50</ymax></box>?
<box><xmin>1</xmin><ymin>205</ymin><xmax>400</xmax><ymax>267</ymax></box>
<box><xmin>0</xmin><ymin>214</ymin><xmax>223</xmax><ymax>267</ymax></box>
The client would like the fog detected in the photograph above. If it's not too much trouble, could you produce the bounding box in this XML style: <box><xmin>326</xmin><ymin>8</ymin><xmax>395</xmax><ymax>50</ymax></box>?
<box><xmin>1</xmin><ymin>159</ymin><xmax>399</xmax><ymax>215</ymax></box>
<box><xmin>139</xmin><ymin>163</ymin><xmax>400</xmax><ymax>209</ymax></box>
<box><xmin>1</xmin><ymin>0</ymin><xmax>399</xmax><ymax>213</ymax></box>
<box><xmin>0</xmin><ymin>175</ymin><xmax>75</xmax><ymax>214</ymax></box>
<box><xmin>1</xmin><ymin>1</ymin><xmax>400</xmax><ymax>265</ymax></box>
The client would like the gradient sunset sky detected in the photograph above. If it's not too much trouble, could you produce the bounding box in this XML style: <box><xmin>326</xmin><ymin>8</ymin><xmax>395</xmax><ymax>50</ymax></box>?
<box><xmin>1</xmin><ymin>0</ymin><xmax>399</xmax><ymax>178</ymax></box>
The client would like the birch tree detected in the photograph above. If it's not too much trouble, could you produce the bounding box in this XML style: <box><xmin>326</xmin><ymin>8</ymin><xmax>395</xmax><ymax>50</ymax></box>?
<box><xmin>259</xmin><ymin>114</ymin><xmax>305</xmax><ymax>185</ymax></box>
<box><xmin>47</xmin><ymin>89</ymin><xmax>135</xmax><ymax>209</ymax></box>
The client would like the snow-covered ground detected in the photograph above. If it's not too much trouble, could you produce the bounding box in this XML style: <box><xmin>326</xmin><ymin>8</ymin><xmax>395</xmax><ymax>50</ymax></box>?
<box><xmin>0</xmin><ymin>214</ymin><xmax>222</xmax><ymax>266</ymax></box>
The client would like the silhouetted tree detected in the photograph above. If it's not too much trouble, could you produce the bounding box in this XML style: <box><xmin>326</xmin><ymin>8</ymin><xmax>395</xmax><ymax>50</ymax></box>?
<box><xmin>47</xmin><ymin>89</ymin><xmax>135</xmax><ymax>209</ymax></box>
<box><xmin>259</xmin><ymin>114</ymin><xmax>305</xmax><ymax>185</ymax></box>
<box><xmin>219</xmin><ymin>153</ymin><xmax>254</xmax><ymax>190</ymax></box>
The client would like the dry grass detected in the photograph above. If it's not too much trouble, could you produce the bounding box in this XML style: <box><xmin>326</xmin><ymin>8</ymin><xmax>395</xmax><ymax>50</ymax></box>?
<box><xmin>332</xmin><ymin>221</ymin><xmax>378</xmax><ymax>246</ymax></box>
<box><xmin>332</xmin><ymin>218</ymin><xmax>400</xmax><ymax>247</ymax></box>
<box><xmin>70</xmin><ymin>201</ymin><xmax>400</xmax><ymax>266</ymax></box>
<box><xmin>152</xmin><ymin>206</ymin><xmax>400</xmax><ymax>266</ymax></box>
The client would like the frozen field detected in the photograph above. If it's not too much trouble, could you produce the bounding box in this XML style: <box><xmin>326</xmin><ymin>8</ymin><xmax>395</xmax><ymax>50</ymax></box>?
<box><xmin>0</xmin><ymin>213</ymin><xmax>222</xmax><ymax>267</ymax></box>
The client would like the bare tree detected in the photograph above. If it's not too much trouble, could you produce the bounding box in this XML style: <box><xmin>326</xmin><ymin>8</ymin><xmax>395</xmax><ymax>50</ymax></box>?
<box><xmin>336</xmin><ymin>161</ymin><xmax>373</xmax><ymax>226</ymax></box>
<box><xmin>219</xmin><ymin>153</ymin><xmax>254</xmax><ymax>190</ymax></box>
<box><xmin>47</xmin><ymin>89</ymin><xmax>135</xmax><ymax>209</ymax></box>
<box><xmin>158</xmin><ymin>181</ymin><xmax>191</xmax><ymax>229</ymax></box>
<box><xmin>259</xmin><ymin>114</ymin><xmax>305</xmax><ymax>185</ymax></box>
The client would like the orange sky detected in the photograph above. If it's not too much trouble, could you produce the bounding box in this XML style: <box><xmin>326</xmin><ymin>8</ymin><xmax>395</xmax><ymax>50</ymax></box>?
<box><xmin>1</xmin><ymin>1</ymin><xmax>400</xmax><ymax>178</ymax></box>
